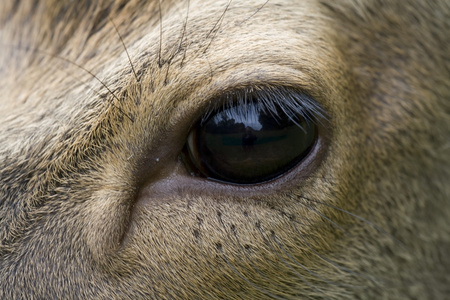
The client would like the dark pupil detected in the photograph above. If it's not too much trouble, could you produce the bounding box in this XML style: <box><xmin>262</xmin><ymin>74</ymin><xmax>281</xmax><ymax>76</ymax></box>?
<box><xmin>186</xmin><ymin>102</ymin><xmax>317</xmax><ymax>184</ymax></box>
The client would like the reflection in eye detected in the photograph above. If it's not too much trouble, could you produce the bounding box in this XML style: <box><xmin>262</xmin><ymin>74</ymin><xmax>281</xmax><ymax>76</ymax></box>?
<box><xmin>183</xmin><ymin>87</ymin><xmax>323</xmax><ymax>185</ymax></box>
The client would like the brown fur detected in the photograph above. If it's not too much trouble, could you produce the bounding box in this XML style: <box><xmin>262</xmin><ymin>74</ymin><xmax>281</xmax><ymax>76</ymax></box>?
<box><xmin>0</xmin><ymin>0</ymin><xmax>449</xmax><ymax>299</ymax></box>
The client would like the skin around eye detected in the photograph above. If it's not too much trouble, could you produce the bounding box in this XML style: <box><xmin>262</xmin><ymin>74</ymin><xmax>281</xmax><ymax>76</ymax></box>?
<box><xmin>184</xmin><ymin>101</ymin><xmax>318</xmax><ymax>185</ymax></box>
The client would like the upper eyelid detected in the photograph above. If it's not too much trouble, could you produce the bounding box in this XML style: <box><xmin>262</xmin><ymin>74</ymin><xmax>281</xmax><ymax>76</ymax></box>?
<box><xmin>200</xmin><ymin>86</ymin><xmax>327</xmax><ymax>126</ymax></box>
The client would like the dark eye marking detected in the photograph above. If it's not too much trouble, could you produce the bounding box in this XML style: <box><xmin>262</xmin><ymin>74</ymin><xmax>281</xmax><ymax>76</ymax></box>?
<box><xmin>182</xmin><ymin>86</ymin><xmax>326</xmax><ymax>185</ymax></box>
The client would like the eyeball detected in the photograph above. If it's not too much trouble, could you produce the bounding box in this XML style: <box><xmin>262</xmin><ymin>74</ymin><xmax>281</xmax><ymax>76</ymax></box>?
<box><xmin>183</xmin><ymin>88</ymin><xmax>321</xmax><ymax>185</ymax></box>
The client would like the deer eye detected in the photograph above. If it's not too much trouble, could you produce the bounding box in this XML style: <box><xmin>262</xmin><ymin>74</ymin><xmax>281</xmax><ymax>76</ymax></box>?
<box><xmin>182</xmin><ymin>87</ymin><xmax>322</xmax><ymax>185</ymax></box>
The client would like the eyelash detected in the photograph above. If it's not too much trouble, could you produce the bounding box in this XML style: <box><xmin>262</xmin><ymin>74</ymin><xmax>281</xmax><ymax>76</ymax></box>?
<box><xmin>200</xmin><ymin>86</ymin><xmax>327</xmax><ymax>129</ymax></box>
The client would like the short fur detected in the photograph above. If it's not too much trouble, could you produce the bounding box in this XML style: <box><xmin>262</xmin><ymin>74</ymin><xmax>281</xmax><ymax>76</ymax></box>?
<box><xmin>0</xmin><ymin>0</ymin><xmax>449</xmax><ymax>299</ymax></box>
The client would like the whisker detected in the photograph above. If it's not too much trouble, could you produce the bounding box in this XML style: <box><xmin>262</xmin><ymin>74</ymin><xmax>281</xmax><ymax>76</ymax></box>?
<box><xmin>205</xmin><ymin>0</ymin><xmax>232</xmax><ymax>40</ymax></box>
<box><xmin>178</xmin><ymin>0</ymin><xmax>190</xmax><ymax>69</ymax></box>
<box><xmin>163</xmin><ymin>0</ymin><xmax>191</xmax><ymax>85</ymax></box>
<box><xmin>162</xmin><ymin>55</ymin><xmax>172</xmax><ymax>85</ymax></box>
<box><xmin>56</xmin><ymin>67</ymin><xmax>118</xmax><ymax>109</ymax></box>
<box><xmin>203</xmin><ymin>54</ymin><xmax>214</xmax><ymax>82</ymax></box>
<box><xmin>157</xmin><ymin>0</ymin><xmax>163</xmax><ymax>68</ymax></box>
<box><xmin>108</xmin><ymin>17</ymin><xmax>139</xmax><ymax>83</ymax></box>
<box><xmin>10</xmin><ymin>44</ymin><xmax>134</xmax><ymax>122</ymax></box>
<box><xmin>202</xmin><ymin>0</ymin><xmax>232</xmax><ymax>55</ymax></box>
<box><xmin>238</xmin><ymin>0</ymin><xmax>270</xmax><ymax>26</ymax></box>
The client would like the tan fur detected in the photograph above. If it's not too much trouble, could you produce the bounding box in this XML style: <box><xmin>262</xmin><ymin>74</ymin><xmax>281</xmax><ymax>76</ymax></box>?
<box><xmin>0</xmin><ymin>0</ymin><xmax>449</xmax><ymax>299</ymax></box>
